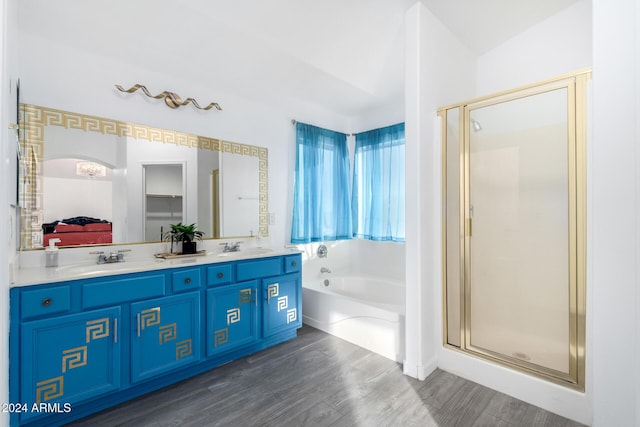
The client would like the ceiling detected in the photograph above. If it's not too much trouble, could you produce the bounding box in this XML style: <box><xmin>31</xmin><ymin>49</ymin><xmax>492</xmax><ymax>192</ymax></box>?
<box><xmin>18</xmin><ymin>0</ymin><xmax>582</xmax><ymax>118</ymax></box>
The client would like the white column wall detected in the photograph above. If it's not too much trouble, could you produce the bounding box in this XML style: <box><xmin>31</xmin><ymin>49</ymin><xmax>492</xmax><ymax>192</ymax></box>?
<box><xmin>592</xmin><ymin>0</ymin><xmax>639</xmax><ymax>425</ymax></box>
<box><xmin>404</xmin><ymin>3</ymin><xmax>475</xmax><ymax>380</ymax></box>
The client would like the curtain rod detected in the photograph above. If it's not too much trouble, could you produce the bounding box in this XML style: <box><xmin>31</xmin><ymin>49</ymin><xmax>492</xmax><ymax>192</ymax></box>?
<box><xmin>291</xmin><ymin>119</ymin><xmax>354</xmax><ymax>136</ymax></box>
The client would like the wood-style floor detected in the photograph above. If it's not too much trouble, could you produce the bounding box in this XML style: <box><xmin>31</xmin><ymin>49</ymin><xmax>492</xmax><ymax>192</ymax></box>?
<box><xmin>68</xmin><ymin>325</ymin><xmax>585</xmax><ymax>427</ymax></box>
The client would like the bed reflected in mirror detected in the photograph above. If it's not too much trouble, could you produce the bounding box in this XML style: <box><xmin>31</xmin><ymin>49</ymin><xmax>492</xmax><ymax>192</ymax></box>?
<box><xmin>42</xmin><ymin>158</ymin><xmax>114</xmax><ymax>247</ymax></box>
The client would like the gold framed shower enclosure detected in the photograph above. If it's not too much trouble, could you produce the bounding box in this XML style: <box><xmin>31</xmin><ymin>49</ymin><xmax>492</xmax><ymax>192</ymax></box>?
<box><xmin>439</xmin><ymin>69</ymin><xmax>589</xmax><ymax>390</ymax></box>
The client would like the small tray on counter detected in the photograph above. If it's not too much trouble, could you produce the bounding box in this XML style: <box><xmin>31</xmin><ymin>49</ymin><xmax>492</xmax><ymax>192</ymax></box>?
<box><xmin>154</xmin><ymin>250</ymin><xmax>208</xmax><ymax>259</ymax></box>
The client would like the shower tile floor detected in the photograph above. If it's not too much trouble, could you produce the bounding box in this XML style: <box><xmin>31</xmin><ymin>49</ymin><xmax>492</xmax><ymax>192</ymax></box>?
<box><xmin>69</xmin><ymin>325</ymin><xmax>585</xmax><ymax>427</ymax></box>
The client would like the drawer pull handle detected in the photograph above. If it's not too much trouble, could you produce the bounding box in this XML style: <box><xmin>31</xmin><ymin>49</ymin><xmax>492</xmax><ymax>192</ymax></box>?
<box><xmin>217</xmin><ymin>272</ymin><xmax>224</xmax><ymax>279</ymax></box>
<box><xmin>41</xmin><ymin>298</ymin><xmax>52</xmax><ymax>307</ymax></box>
<box><xmin>185</xmin><ymin>277</ymin><xmax>192</xmax><ymax>284</ymax></box>
<box><xmin>292</xmin><ymin>261</ymin><xmax>297</xmax><ymax>267</ymax></box>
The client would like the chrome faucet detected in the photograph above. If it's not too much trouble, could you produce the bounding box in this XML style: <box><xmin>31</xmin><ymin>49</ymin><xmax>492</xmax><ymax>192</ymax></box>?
<box><xmin>91</xmin><ymin>249</ymin><xmax>130</xmax><ymax>264</ymax></box>
<box><xmin>320</xmin><ymin>267</ymin><xmax>332</xmax><ymax>274</ymax></box>
<box><xmin>221</xmin><ymin>242</ymin><xmax>243</xmax><ymax>252</ymax></box>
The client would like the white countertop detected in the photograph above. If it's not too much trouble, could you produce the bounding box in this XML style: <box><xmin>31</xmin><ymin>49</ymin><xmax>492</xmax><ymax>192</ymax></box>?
<box><xmin>12</xmin><ymin>247</ymin><xmax>301</xmax><ymax>288</ymax></box>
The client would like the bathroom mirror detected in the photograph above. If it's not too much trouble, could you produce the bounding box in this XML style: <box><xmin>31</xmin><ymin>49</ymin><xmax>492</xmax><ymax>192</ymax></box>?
<box><xmin>18</xmin><ymin>104</ymin><xmax>268</xmax><ymax>249</ymax></box>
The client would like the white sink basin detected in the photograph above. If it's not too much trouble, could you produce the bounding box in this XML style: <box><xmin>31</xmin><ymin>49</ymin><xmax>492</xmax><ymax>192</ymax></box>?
<box><xmin>56</xmin><ymin>259</ymin><xmax>167</xmax><ymax>276</ymax></box>
<box><xmin>216</xmin><ymin>248</ymin><xmax>274</xmax><ymax>258</ymax></box>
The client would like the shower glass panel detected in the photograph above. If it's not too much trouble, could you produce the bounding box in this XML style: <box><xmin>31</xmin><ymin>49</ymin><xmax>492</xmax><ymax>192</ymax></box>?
<box><xmin>445</xmin><ymin>107</ymin><xmax>461</xmax><ymax>347</ymax></box>
<box><xmin>467</xmin><ymin>88</ymin><xmax>570</xmax><ymax>374</ymax></box>
<box><xmin>440</xmin><ymin>70</ymin><xmax>589</xmax><ymax>389</ymax></box>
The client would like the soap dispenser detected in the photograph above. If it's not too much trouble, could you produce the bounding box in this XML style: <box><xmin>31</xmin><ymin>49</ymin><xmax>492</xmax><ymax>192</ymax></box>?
<box><xmin>45</xmin><ymin>238</ymin><xmax>61</xmax><ymax>267</ymax></box>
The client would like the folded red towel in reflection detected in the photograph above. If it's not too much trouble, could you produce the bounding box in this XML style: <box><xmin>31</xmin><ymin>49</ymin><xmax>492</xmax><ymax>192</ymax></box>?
<box><xmin>55</xmin><ymin>223</ymin><xmax>84</xmax><ymax>233</ymax></box>
<box><xmin>83</xmin><ymin>223</ymin><xmax>112</xmax><ymax>232</ymax></box>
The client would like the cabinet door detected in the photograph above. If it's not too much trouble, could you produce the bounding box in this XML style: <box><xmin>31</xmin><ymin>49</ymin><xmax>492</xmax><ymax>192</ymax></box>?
<box><xmin>20</xmin><ymin>307</ymin><xmax>121</xmax><ymax>421</ymax></box>
<box><xmin>262</xmin><ymin>274</ymin><xmax>302</xmax><ymax>338</ymax></box>
<box><xmin>131</xmin><ymin>292</ymin><xmax>201</xmax><ymax>383</ymax></box>
<box><xmin>207</xmin><ymin>281</ymin><xmax>258</xmax><ymax>357</ymax></box>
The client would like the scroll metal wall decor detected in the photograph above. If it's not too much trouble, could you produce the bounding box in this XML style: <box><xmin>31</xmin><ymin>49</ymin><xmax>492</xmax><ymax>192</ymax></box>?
<box><xmin>115</xmin><ymin>84</ymin><xmax>222</xmax><ymax>111</ymax></box>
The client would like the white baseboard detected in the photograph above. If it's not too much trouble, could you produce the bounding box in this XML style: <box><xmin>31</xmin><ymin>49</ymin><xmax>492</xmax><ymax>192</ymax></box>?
<box><xmin>403</xmin><ymin>357</ymin><xmax>438</xmax><ymax>380</ymax></box>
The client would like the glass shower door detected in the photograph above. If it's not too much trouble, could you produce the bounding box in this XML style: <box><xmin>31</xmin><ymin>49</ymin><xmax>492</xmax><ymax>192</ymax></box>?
<box><xmin>464</xmin><ymin>82</ymin><xmax>578</xmax><ymax>381</ymax></box>
<box><xmin>442</xmin><ymin>71</ymin><xmax>589</xmax><ymax>389</ymax></box>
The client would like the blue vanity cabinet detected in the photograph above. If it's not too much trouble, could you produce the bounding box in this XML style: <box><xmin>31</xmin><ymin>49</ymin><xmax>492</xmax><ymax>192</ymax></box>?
<box><xmin>262</xmin><ymin>273</ymin><xmax>302</xmax><ymax>338</ymax></box>
<box><xmin>10</xmin><ymin>253</ymin><xmax>302</xmax><ymax>426</ymax></box>
<box><xmin>206</xmin><ymin>281</ymin><xmax>259</xmax><ymax>357</ymax></box>
<box><xmin>19</xmin><ymin>307</ymin><xmax>121</xmax><ymax>422</ymax></box>
<box><xmin>130</xmin><ymin>292</ymin><xmax>201</xmax><ymax>383</ymax></box>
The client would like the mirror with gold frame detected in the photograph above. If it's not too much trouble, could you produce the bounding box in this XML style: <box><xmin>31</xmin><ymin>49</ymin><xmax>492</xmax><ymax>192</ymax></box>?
<box><xmin>18</xmin><ymin>104</ymin><xmax>268</xmax><ymax>250</ymax></box>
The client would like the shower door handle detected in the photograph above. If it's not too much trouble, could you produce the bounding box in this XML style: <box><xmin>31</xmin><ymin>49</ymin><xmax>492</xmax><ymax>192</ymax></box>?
<box><xmin>467</xmin><ymin>218</ymin><xmax>473</xmax><ymax>237</ymax></box>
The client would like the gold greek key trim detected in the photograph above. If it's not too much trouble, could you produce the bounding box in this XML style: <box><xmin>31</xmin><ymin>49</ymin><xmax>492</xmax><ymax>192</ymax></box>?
<box><xmin>226</xmin><ymin>308</ymin><xmax>240</xmax><ymax>325</ymax></box>
<box><xmin>239</xmin><ymin>288</ymin><xmax>252</xmax><ymax>305</ymax></box>
<box><xmin>62</xmin><ymin>346</ymin><xmax>88</xmax><ymax>373</ymax></box>
<box><xmin>277</xmin><ymin>296</ymin><xmax>288</xmax><ymax>312</ymax></box>
<box><xmin>86</xmin><ymin>318</ymin><xmax>110</xmax><ymax>343</ymax></box>
<box><xmin>36</xmin><ymin>376</ymin><xmax>64</xmax><ymax>404</ymax></box>
<box><xmin>141</xmin><ymin>308</ymin><xmax>160</xmax><ymax>330</ymax></box>
<box><xmin>176</xmin><ymin>339</ymin><xmax>193</xmax><ymax>360</ymax></box>
<box><xmin>159</xmin><ymin>323</ymin><xmax>177</xmax><ymax>344</ymax></box>
<box><xmin>214</xmin><ymin>328</ymin><xmax>228</xmax><ymax>347</ymax></box>
<box><xmin>267</xmin><ymin>283</ymin><xmax>279</xmax><ymax>302</ymax></box>
<box><xmin>286</xmin><ymin>309</ymin><xmax>297</xmax><ymax>324</ymax></box>
<box><xmin>18</xmin><ymin>103</ymin><xmax>269</xmax><ymax>248</ymax></box>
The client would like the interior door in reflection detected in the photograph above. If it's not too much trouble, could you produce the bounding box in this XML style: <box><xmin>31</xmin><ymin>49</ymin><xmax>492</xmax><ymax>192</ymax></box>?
<box><xmin>143</xmin><ymin>164</ymin><xmax>185</xmax><ymax>242</ymax></box>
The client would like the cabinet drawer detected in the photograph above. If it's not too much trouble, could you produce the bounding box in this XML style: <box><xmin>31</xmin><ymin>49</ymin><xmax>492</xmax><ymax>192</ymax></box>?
<box><xmin>237</xmin><ymin>258</ymin><xmax>282</xmax><ymax>282</ymax></box>
<box><xmin>207</xmin><ymin>264</ymin><xmax>232</xmax><ymax>287</ymax></box>
<box><xmin>21</xmin><ymin>286</ymin><xmax>71</xmax><ymax>320</ymax></box>
<box><xmin>82</xmin><ymin>274</ymin><xmax>166</xmax><ymax>308</ymax></box>
<box><xmin>173</xmin><ymin>268</ymin><xmax>202</xmax><ymax>292</ymax></box>
<box><xmin>284</xmin><ymin>255</ymin><xmax>301</xmax><ymax>274</ymax></box>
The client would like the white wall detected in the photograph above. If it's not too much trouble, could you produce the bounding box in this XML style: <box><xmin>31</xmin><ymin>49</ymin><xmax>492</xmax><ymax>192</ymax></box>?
<box><xmin>44</xmin><ymin>125</ymin><xmax>119</xmax><ymax>167</ymax></box>
<box><xmin>404</xmin><ymin>2</ymin><xmax>475</xmax><ymax>381</ymax></box>
<box><xmin>220</xmin><ymin>153</ymin><xmax>259</xmax><ymax>237</ymax></box>
<box><xmin>592</xmin><ymin>0</ymin><xmax>639</xmax><ymax>425</ymax></box>
<box><xmin>300</xmin><ymin>239</ymin><xmax>405</xmax><ymax>285</ymax></box>
<box><xmin>432</xmin><ymin>1</ymin><xmax>595</xmax><ymax>425</ymax></box>
<box><xmin>476</xmin><ymin>0</ymin><xmax>592</xmax><ymax>96</ymax></box>
<box><xmin>43</xmin><ymin>177</ymin><xmax>113</xmax><ymax>223</ymax></box>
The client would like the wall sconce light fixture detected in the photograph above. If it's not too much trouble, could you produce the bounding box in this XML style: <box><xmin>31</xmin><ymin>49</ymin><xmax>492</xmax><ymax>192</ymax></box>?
<box><xmin>115</xmin><ymin>84</ymin><xmax>222</xmax><ymax>111</ymax></box>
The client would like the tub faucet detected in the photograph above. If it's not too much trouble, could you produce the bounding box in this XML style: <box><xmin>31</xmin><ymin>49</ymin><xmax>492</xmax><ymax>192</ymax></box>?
<box><xmin>320</xmin><ymin>267</ymin><xmax>332</xmax><ymax>274</ymax></box>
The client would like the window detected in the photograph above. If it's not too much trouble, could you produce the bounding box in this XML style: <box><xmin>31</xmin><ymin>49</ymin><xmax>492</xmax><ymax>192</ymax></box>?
<box><xmin>290</xmin><ymin>122</ymin><xmax>352</xmax><ymax>243</ymax></box>
<box><xmin>351</xmin><ymin>123</ymin><xmax>405</xmax><ymax>241</ymax></box>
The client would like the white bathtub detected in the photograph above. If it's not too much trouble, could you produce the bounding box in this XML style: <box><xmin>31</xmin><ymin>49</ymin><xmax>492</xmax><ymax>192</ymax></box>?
<box><xmin>302</xmin><ymin>275</ymin><xmax>405</xmax><ymax>362</ymax></box>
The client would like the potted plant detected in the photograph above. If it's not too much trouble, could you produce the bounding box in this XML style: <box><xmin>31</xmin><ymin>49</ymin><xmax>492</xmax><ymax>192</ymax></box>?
<box><xmin>166</xmin><ymin>222</ymin><xmax>204</xmax><ymax>254</ymax></box>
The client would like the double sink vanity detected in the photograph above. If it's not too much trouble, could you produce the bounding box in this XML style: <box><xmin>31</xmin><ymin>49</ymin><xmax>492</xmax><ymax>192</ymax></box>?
<box><xmin>9</xmin><ymin>247</ymin><xmax>302</xmax><ymax>427</ymax></box>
